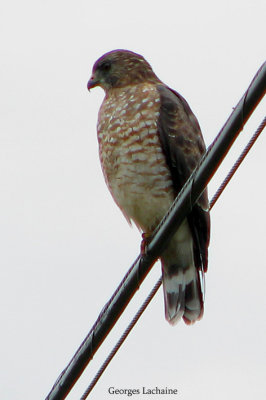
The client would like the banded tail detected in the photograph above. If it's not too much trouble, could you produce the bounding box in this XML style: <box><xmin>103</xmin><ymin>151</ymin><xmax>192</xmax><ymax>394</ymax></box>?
<box><xmin>163</xmin><ymin>265</ymin><xmax>204</xmax><ymax>325</ymax></box>
<box><xmin>162</xmin><ymin>262</ymin><xmax>204</xmax><ymax>325</ymax></box>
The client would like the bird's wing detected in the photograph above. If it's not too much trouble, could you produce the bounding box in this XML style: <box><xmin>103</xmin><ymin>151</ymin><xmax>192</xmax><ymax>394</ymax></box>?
<box><xmin>157</xmin><ymin>85</ymin><xmax>210</xmax><ymax>271</ymax></box>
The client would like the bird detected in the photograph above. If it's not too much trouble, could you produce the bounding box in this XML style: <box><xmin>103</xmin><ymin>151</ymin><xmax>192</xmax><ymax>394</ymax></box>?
<box><xmin>87</xmin><ymin>50</ymin><xmax>210</xmax><ymax>325</ymax></box>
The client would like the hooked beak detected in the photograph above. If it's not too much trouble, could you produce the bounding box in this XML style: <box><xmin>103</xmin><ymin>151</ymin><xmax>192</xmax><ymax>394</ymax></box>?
<box><xmin>87</xmin><ymin>75</ymin><xmax>99</xmax><ymax>91</ymax></box>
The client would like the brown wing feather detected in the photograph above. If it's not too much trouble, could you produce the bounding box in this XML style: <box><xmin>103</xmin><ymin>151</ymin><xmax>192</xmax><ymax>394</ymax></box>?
<box><xmin>157</xmin><ymin>85</ymin><xmax>210</xmax><ymax>271</ymax></box>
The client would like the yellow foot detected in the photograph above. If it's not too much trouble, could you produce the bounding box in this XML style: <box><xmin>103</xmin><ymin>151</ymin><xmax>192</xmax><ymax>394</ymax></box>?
<box><xmin>141</xmin><ymin>232</ymin><xmax>151</xmax><ymax>255</ymax></box>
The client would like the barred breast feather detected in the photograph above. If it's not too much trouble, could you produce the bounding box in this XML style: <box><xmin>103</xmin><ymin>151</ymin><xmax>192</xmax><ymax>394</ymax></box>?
<box><xmin>97</xmin><ymin>83</ymin><xmax>175</xmax><ymax>232</ymax></box>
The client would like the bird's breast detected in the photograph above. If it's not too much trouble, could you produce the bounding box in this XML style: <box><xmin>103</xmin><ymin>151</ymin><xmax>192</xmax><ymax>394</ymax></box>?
<box><xmin>97</xmin><ymin>83</ymin><xmax>174</xmax><ymax>231</ymax></box>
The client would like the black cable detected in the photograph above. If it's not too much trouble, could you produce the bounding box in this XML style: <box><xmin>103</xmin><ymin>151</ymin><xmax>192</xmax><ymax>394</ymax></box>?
<box><xmin>80</xmin><ymin>278</ymin><xmax>162</xmax><ymax>400</ymax></box>
<box><xmin>45</xmin><ymin>62</ymin><xmax>266</xmax><ymax>400</ymax></box>
<box><xmin>80</xmin><ymin>117</ymin><xmax>266</xmax><ymax>399</ymax></box>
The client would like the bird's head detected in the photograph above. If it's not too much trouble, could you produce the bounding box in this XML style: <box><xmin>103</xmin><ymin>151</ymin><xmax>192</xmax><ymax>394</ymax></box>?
<box><xmin>87</xmin><ymin>50</ymin><xmax>159</xmax><ymax>92</ymax></box>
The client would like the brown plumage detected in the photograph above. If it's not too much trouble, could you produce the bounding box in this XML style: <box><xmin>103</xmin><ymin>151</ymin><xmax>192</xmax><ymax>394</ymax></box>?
<box><xmin>88</xmin><ymin>50</ymin><xmax>210</xmax><ymax>325</ymax></box>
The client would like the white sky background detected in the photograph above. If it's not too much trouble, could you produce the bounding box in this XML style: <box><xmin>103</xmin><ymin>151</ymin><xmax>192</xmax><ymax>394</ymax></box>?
<box><xmin>0</xmin><ymin>0</ymin><xmax>265</xmax><ymax>399</ymax></box>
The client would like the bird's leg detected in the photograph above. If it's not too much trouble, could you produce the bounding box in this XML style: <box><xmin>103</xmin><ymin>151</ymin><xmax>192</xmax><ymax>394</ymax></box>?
<box><xmin>141</xmin><ymin>232</ymin><xmax>152</xmax><ymax>255</ymax></box>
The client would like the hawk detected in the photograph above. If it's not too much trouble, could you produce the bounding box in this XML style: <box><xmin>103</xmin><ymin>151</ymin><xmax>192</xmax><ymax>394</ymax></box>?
<box><xmin>87</xmin><ymin>50</ymin><xmax>210</xmax><ymax>325</ymax></box>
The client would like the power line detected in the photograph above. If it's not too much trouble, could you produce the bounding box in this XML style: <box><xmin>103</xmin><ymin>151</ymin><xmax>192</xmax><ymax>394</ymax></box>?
<box><xmin>81</xmin><ymin>116</ymin><xmax>266</xmax><ymax>399</ymax></box>
<box><xmin>209</xmin><ymin>116</ymin><xmax>266</xmax><ymax>209</ymax></box>
<box><xmin>80</xmin><ymin>278</ymin><xmax>162</xmax><ymax>400</ymax></box>
<box><xmin>45</xmin><ymin>61</ymin><xmax>265</xmax><ymax>400</ymax></box>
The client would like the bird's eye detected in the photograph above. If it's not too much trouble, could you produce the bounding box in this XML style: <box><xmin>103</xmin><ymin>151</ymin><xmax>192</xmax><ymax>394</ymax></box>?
<box><xmin>99</xmin><ymin>61</ymin><xmax>112</xmax><ymax>72</ymax></box>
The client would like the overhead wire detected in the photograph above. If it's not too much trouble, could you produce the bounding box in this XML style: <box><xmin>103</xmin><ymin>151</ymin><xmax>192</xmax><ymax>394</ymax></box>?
<box><xmin>45</xmin><ymin>61</ymin><xmax>265</xmax><ymax>400</ymax></box>
<box><xmin>80</xmin><ymin>278</ymin><xmax>162</xmax><ymax>400</ymax></box>
<box><xmin>209</xmin><ymin>116</ymin><xmax>266</xmax><ymax>209</ymax></box>
<box><xmin>80</xmin><ymin>116</ymin><xmax>266</xmax><ymax>399</ymax></box>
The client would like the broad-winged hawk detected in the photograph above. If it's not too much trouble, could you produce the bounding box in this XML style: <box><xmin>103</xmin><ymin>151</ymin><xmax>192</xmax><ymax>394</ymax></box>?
<box><xmin>87</xmin><ymin>50</ymin><xmax>210</xmax><ymax>325</ymax></box>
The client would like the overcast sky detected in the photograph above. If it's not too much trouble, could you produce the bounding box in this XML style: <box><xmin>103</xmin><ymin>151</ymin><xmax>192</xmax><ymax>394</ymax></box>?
<box><xmin>0</xmin><ymin>1</ymin><xmax>265</xmax><ymax>399</ymax></box>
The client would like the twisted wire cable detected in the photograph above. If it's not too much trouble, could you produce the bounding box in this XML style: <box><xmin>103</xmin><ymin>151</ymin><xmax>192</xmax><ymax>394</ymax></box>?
<box><xmin>81</xmin><ymin>117</ymin><xmax>265</xmax><ymax>399</ymax></box>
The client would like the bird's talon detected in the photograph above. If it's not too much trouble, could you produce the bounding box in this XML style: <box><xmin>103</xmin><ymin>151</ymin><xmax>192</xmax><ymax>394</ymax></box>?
<box><xmin>141</xmin><ymin>232</ymin><xmax>151</xmax><ymax>255</ymax></box>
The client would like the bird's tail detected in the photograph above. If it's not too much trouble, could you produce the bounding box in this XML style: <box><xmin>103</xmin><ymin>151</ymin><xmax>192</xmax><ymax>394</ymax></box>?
<box><xmin>162</xmin><ymin>262</ymin><xmax>204</xmax><ymax>325</ymax></box>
